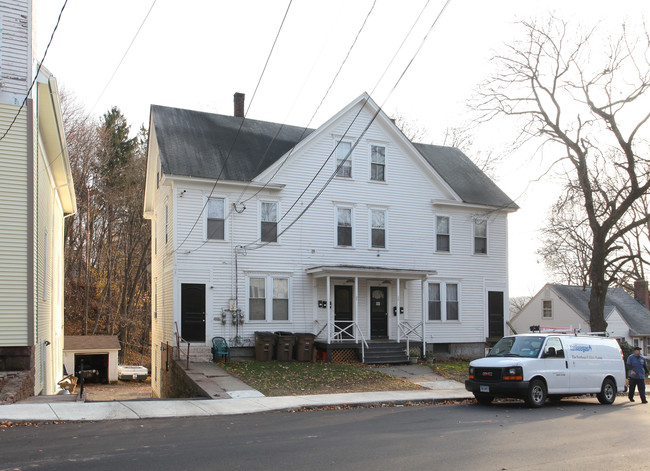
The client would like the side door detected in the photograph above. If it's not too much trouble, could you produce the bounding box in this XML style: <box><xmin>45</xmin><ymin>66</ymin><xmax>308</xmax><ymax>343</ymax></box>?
<box><xmin>540</xmin><ymin>336</ymin><xmax>570</xmax><ymax>393</ymax></box>
<box><xmin>181</xmin><ymin>283</ymin><xmax>206</xmax><ymax>342</ymax></box>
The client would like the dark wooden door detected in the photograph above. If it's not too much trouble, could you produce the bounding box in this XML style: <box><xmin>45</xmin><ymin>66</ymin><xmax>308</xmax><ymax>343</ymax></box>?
<box><xmin>334</xmin><ymin>285</ymin><xmax>353</xmax><ymax>339</ymax></box>
<box><xmin>370</xmin><ymin>287</ymin><xmax>388</xmax><ymax>339</ymax></box>
<box><xmin>181</xmin><ymin>284</ymin><xmax>206</xmax><ymax>342</ymax></box>
<box><xmin>488</xmin><ymin>291</ymin><xmax>504</xmax><ymax>339</ymax></box>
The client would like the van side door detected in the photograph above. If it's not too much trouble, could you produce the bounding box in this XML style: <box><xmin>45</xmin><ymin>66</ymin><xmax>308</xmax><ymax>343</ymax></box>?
<box><xmin>540</xmin><ymin>336</ymin><xmax>570</xmax><ymax>393</ymax></box>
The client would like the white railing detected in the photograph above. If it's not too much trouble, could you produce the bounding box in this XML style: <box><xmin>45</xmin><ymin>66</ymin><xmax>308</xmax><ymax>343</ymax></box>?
<box><xmin>399</xmin><ymin>320</ymin><xmax>423</xmax><ymax>359</ymax></box>
<box><xmin>314</xmin><ymin>320</ymin><xmax>370</xmax><ymax>362</ymax></box>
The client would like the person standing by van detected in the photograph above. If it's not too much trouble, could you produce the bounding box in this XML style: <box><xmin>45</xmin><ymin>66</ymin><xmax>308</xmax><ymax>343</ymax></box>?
<box><xmin>627</xmin><ymin>346</ymin><xmax>648</xmax><ymax>403</ymax></box>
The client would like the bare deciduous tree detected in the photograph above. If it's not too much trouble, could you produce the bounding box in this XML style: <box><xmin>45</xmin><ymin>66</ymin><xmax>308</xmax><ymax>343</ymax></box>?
<box><xmin>478</xmin><ymin>17</ymin><xmax>650</xmax><ymax>331</ymax></box>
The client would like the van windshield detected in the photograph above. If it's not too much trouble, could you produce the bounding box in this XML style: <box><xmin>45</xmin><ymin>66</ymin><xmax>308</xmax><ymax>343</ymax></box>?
<box><xmin>488</xmin><ymin>336</ymin><xmax>545</xmax><ymax>358</ymax></box>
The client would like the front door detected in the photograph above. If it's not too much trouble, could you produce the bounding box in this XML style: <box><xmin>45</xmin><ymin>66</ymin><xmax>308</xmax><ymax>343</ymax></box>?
<box><xmin>488</xmin><ymin>291</ymin><xmax>504</xmax><ymax>338</ymax></box>
<box><xmin>334</xmin><ymin>285</ymin><xmax>353</xmax><ymax>339</ymax></box>
<box><xmin>370</xmin><ymin>287</ymin><xmax>388</xmax><ymax>339</ymax></box>
<box><xmin>181</xmin><ymin>283</ymin><xmax>206</xmax><ymax>342</ymax></box>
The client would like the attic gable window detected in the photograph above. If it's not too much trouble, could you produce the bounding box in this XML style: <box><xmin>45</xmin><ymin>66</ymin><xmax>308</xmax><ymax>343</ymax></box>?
<box><xmin>207</xmin><ymin>197</ymin><xmax>225</xmax><ymax>240</ymax></box>
<box><xmin>261</xmin><ymin>202</ymin><xmax>278</xmax><ymax>243</ymax></box>
<box><xmin>336</xmin><ymin>140</ymin><xmax>352</xmax><ymax>178</ymax></box>
<box><xmin>370</xmin><ymin>145</ymin><xmax>385</xmax><ymax>181</ymax></box>
<box><xmin>474</xmin><ymin>219</ymin><xmax>487</xmax><ymax>254</ymax></box>
<box><xmin>542</xmin><ymin>300</ymin><xmax>552</xmax><ymax>318</ymax></box>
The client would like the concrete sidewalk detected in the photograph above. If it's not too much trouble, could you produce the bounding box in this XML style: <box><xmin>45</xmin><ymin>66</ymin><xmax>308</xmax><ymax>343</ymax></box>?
<box><xmin>0</xmin><ymin>363</ymin><xmax>473</xmax><ymax>422</ymax></box>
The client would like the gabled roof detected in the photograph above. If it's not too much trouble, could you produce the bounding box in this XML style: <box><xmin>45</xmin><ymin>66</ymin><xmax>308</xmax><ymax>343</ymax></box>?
<box><xmin>64</xmin><ymin>335</ymin><xmax>121</xmax><ymax>351</ymax></box>
<box><xmin>151</xmin><ymin>105</ymin><xmax>313</xmax><ymax>182</ymax></box>
<box><xmin>149</xmin><ymin>96</ymin><xmax>516</xmax><ymax>209</ymax></box>
<box><xmin>550</xmin><ymin>284</ymin><xmax>650</xmax><ymax>336</ymax></box>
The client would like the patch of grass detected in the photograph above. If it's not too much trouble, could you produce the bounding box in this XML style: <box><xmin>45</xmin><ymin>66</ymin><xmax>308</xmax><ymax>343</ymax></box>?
<box><xmin>222</xmin><ymin>361</ymin><xmax>423</xmax><ymax>396</ymax></box>
<box><xmin>426</xmin><ymin>360</ymin><xmax>469</xmax><ymax>383</ymax></box>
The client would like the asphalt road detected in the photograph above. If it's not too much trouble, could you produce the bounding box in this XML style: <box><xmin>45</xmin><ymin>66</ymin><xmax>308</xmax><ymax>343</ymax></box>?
<box><xmin>1</xmin><ymin>397</ymin><xmax>648</xmax><ymax>471</ymax></box>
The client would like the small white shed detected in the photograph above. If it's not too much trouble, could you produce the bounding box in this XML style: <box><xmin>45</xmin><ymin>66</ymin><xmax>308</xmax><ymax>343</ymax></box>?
<box><xmin>63</xmin><ymin>336</ymin><xmax>121</xmax><ymax>383</ymax></box>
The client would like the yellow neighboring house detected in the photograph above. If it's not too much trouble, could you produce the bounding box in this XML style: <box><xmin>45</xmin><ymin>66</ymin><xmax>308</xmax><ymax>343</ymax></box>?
<box><xmin>0</xmin><ymin>0</ymin><xmax>76</xmax><ymax>396</ymax></box>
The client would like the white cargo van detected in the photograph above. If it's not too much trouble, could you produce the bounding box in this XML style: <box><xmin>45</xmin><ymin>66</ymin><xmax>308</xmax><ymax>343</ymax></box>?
<box><xmin>465</xmin><ymin>333</ymin><xmax>626</xmax><ymax>407</ymax></box>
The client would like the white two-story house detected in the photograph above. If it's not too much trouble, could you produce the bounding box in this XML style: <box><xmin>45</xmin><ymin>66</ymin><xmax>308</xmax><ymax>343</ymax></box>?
<box><xmin>143</xmin><ymin>93</ymin><xmax>517</xmax><ymax>397</ymax></box>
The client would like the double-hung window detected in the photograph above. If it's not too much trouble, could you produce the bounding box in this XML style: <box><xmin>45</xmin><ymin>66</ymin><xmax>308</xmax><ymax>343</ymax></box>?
<box><xmin>370</xmin><ymin>145</ymin><xmax>385</xmax><ymax>181</ymax></box>
<box><xmin>436</xmin><ymin>216</ymin><xmax>450</xmax><ymax>252</ymax></box>
<box><xmin>337</xmin><ymin>207</ymin><xmax>352</xmax><ymax>247</ymax></box>
<box><xmin>371</xmin><ymin>209</ymin><xmax>386</xmax><ymax>248</ymax></box>
<box><xmin>428</xmin><ymin>281</ymin><xmax>460</xmax><ymax>321</ymax></box>
<box><xmin>336</xmin><ymin>140</ymin><xmax>352</xmax><ymax>178</ymax></box>
<box><xmin>207</xmin><ymin>197</ymin><xmax>225</xmax><ymax>240</ymax></box>
<box><xmin>542</xmin><ymin>300</ymin><xmax>552</xmax><ymax>318</ymax></box>
<box><xmin>474</xmin><ymin>219</ymin><xmax>487</xmax><ymax>254</ymax></box>
<box><xmin>248</xmin><ymin>276</ymin><xmax>290</xmax><ymax>321</ymax></box>
<box><xmin>261</xmin><ymin>202</ymin><xmax>278</xmax><ymax>243</ymax></box>
<box><xmin>165</xmin><ymin>204</ymin><xmax>169</xmax><ymax>245</ymax></box>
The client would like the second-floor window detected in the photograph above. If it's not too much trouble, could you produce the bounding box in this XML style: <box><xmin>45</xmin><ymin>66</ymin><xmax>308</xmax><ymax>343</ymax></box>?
<box><xmin>337</xmin><ymin>207</ymin><xmax>352</xmax><ymax>247</ymax></box>
<box><xmin>261</xmin><ymin>202</ymin><xmax>278</xmax><ymax>243</ymax></box>
<box><xmin>436</xmin><ymin>216</ymin><xmax>450</xmax><ymax>252</ymax></box>
<box><xmin>474</xmin><ymin>219</ymin><xmax>487</xmax><ymax>254</ymax></box>
<box><xmin>542</xmin><ymin>300</ymin><xmax>552</xmax><ymax>318</ymax></box>
<box><xmin>207</xmin><ymin>197</ymin><xmax>225</xmax><ymax>240</ymax></box>
<box><xmin>371</xmin><ymin>209</ymin><xmax>386</xmax><ymax>248</ymax></box>
<box><xmin>336</xmin><ymin>141</ymin><xmax>352</xmax><ymax>178</ymax></box>
<box><xmin>370</xmin><ymin>145</ymin><xmax>385</xmax><ymax>181</ymax></box>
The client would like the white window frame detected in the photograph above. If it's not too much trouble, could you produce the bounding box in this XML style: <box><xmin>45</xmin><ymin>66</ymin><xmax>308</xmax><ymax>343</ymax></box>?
<box><xmin>473</xmin><ymin>218</ymin><xmax>487</xmax><ymax>255</ymax></box>
<box><xmin>334</xmin><ymin>139</ymin><xmax>353</xmax><ymax>178</ymax></box>
<box><xmin>370</xmin><ymin>144</ymin><xmax>386</xmax><ymax>182</ymax></box>
<box><xmin>435</xmin><ymin>215</ymin><xmax>451</xmax><ymax>253</ymax></box>
<box><xmin>542</xmin><ymin>299</ymin><xmax>552</xmax><ymax>318</ymax></box>
<box><xmin>165</xmin><ymin>203</ymin><xmax>169</xmax><ymax>245</ymax></box>
<box><xmin>259</xmin><ymin>200</ymin><xmax>279</xmax><ymax>243</ymax></box>
<box><xmin>335</xmin><ymin>205</ymin><xmax>354</xmax><ymax>248</ymax></box>
<box><xmin>646</xmin><ymin>338</ymin><xmax>650</xmax><ymax>356</ymax></box>
<box><xmin>369</xmin><ymin>208</ymin><xmax>387</xmax><ymax>249</ymax></box>
<box><xmin>154</xmin><ymin>280</ymin><xmax>158</xmax><ymax>319</ymax></box>
<box><xmin>246</xmin><ymin>274</ymin><xmax>291</xmax><ymax>322</ymax></box>
<box><xmin>206</xmin><ymin>196</ymin><xmax>227</xmax><ymax>241</ymax></box>
<box><xmin>154</xmin><ymin>221</ymin><xmax>157</xmax><ymax>255</ymax></box>
<box><xmin>43</xmin><ymin>230</ymin><xmax>49</xmax><ymax>301</ymax></box>
<box><xmin>427</xmin><ymin>280</ymin><xmax>461</xmax><ymax>322</ymax></box>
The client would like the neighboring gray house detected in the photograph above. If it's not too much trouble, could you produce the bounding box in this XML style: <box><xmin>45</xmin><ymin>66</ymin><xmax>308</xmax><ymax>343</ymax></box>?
<box><xmin>143</xmin><ymin>92</ymin><xmax>518</xmax><ymax>398</ymax></box>
<box><xmin>510</xmin><ymin>283</ymin><xmax>650</xmax><ymax>353</ymax></box>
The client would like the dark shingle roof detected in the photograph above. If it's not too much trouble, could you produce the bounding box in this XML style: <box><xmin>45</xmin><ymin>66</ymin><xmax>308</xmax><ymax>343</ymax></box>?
<box><xmin>151</xmin><ymin>105</ymin><xmax>516</xmax><ymax>209</ymax></box>
<box><xmin>413</xmin><ymin>143</ymin><xmax>517</xmax><ymax>209</ymax></box>
<box><xmin>152</xmin><ymin>105</ymin><xmax>313</xmax><ymax>181</ymax></box>
<box><xmin>551</xmin><ymin>284</ymin><xmax>650</xmax><ymax>335</ymax></box>
<box><xmin>64</xmin><ymin>335</ymin><xmax>121</xmax><ymax>351</ymax></box>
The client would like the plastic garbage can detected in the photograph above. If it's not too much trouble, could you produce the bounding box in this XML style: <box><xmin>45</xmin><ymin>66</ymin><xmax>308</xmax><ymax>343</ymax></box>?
<box><xmin>295</xmin><ymin>333</ymin><xmax>316</xmax><ymax>362</ymax></box>
<box><xmin>275</xmin><ymin>331</ymin><xmax>296</xmax><ymax>362</ymax></box>
<box><xmin>255</xmin><ymin>332</ymin><xmax>276</xmax><ymax>361</ymax></box>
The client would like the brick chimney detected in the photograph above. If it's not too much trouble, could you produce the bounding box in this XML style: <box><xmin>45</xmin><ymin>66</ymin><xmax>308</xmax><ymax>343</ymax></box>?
<box><xmin>634</xmin><ymin>279</ymin><xmax>650</xmax><ymax>309</ymax></box>
<box><xmin>234</xmin><ymin>92</ymin><xmax>245</xmax><ymax>118</ymax></box>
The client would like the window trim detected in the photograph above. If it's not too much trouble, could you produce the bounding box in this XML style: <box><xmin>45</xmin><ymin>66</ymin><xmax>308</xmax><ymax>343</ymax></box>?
<box><xmin>247</xmin><ymin>274</ymin><xmax>292</xmax><ymax>322</ymax></box>
<box><xmin>259</xmin><ymin>200</ymin><xmax>280</xmax><ymax>244</ymax></box>
<box><xmin>369</xmin><ymin>207</ymin><xmax>388</xmax><ymax>249</ymax></box>
<box><xmin>165</xmin><ymin>203</ymin><xmax>169</xmax><ymax>245</ymax></box>
<box><xmin>334</xmin><ymin>139</ymin><xmax>353</xmax><ymax>179</ymax></box>
<box><xmin>205</xmin><ymin>196</ymin><xmax>227</xmax><ymax>241</ymax></box>
<box><xmin>435</xmin><ymin>215</ymin><xmax>451</xmax><ymax>253</ymax></box>
<box><xmin>369</xmin><ymin>143</ymin><xmax>386</xmax><ymax>182</ymax></box>
<box><xmin>335</xmin><ymin>205</ymin><xmax>354</xmax><ymax>248</ymax></box>
<box><xmin>427</xmin><ymin>280</ymin><xmax>461</xmax><ymax>322</ymax></box>
<box><xmin>542</xmin><ymin>299</ymin><xmax>553</xmax><ymax>318</ymax></box>
<box><xmin>473</xmin><ymin>218</ymin><xmax>487</xmax><ymax>255</ymax></box>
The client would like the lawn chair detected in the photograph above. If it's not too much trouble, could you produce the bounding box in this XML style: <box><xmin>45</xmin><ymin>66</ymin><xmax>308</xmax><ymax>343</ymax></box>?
<box><xmin>211</xmin><ymin>336</ymin><xmax>231</xmax><ymax>362</ymax></box>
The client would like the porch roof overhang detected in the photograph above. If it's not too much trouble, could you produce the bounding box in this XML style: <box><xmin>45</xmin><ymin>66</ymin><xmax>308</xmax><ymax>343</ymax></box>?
<box><xmin>305</xmin><ymin>265</ymin><xmax>433</xmax><ymax>280</ymax></box>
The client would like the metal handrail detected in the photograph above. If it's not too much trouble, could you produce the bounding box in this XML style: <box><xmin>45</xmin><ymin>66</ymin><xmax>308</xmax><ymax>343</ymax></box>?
<box><xmin>174</xmin><ymin>322</ymin><xmax>191</xmax><ymax>369</ymax></box>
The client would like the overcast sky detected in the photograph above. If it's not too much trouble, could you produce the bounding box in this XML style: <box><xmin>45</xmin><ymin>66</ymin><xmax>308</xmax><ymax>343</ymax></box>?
<box><xmin>35</xmin><ymin>0</ymin><xmax>650</xmax><ymax>298</ymax></box>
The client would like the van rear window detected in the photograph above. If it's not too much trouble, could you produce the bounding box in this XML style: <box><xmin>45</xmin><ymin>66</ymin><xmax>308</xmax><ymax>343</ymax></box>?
<box><xmin>488</xmin><ymin>336</ymin><xmax>544</xmax><ymax>358</ymax></box>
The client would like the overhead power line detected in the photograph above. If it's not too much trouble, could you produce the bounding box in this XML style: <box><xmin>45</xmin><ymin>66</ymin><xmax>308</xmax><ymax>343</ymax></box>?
<box><xmin>0</xmin><ymin>0</ymin><xmax>69</xmax><ymax>142</ymax></box>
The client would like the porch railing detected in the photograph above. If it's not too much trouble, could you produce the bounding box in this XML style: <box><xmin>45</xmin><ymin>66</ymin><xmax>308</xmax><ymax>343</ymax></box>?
<box><xmin>398</xmin><ymin>320</ymin><xmax>423</xmax><ymax>359</ymax></box>
<box><xmin>174</xmin><ymin>322</ymin><xmax>191</xmax><ymax>369</ymax></box>
<box><xmin>314</xmin><ymin>320</ymin><xmax>370</xmax><ymax>363</ymax></box>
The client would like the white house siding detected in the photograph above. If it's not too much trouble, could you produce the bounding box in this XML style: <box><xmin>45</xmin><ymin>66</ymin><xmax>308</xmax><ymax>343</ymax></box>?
<box><xmin>0</xmin><ymin>103</ymin><xmax>29</xmax><ymax>347</ymax></box>
<box><xmin>0</xmin><ymin>0</ymin><xmax>30</xmax><ymax>102</ymax></box>
<box><xmin>158</xmin><ymin>102</ymin><xmax>511</xmax><ymax>350</ymax></box>
<box><xmin>510</xmin><ymin>286</ymin><xmax>586</xmax><ymax>334</ymax></box>
<box><xmin>605</xmin><ymin>309</ymin><xmax>630</xmax><ymax>343</ymax></box>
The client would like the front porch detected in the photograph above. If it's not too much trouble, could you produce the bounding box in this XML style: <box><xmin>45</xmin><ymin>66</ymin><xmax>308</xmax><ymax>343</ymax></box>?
<box><xmin>314</xmin><ymin>339</ymin><xmax>425</xmax><ymax>364</ymax></box>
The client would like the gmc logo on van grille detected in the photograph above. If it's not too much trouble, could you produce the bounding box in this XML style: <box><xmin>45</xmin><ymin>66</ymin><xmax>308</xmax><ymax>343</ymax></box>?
<box><xmin>482</xmin><ymin>372</ymin><xmax>493</xmax><ymax>377</ymax></box>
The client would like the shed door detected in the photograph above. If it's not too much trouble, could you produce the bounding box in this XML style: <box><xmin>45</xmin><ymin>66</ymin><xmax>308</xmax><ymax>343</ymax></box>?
<box><xmin>181</xmin><ymin>284</ymin><xmax>206</xmax><ymax>342</ymax></box>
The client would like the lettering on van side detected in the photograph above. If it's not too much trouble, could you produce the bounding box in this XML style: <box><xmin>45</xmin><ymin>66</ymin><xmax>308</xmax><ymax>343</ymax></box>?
<box><xmin>570</xmin><ymin>344</ymin><xmax>592</xmax><ymax>353</ymax></box>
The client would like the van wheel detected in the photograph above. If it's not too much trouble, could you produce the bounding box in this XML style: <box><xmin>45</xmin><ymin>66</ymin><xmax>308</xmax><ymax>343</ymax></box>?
<box><xmin>474</xmin><ymin>393</ymin><xmax>494</xmax><ymax>405</ymax></box>
<box><xmin>525</xmin><ymin>379</ymin><xmax>547</xmax><ymax>408</ymax></box>
<box><xmin>597</xmin><ymin>378</ymin><xmax>616</xmax><ymax>405</ymax></box>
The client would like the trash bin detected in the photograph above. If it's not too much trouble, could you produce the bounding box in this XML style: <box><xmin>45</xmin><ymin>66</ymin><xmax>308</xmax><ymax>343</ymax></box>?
<box><xmin>275</xmin><ymin>331</ymin><xmax>296</xmax><ymax>362</ymax></box>
<box><xmin>294</xmin><ymin>333</ymin><xmax>316</xmax><ymax>362</ymax></box>
<box><xmin>255</xmin><ymin>332</ymin><xmax>276</xmax><ymax>361</ymax></box>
